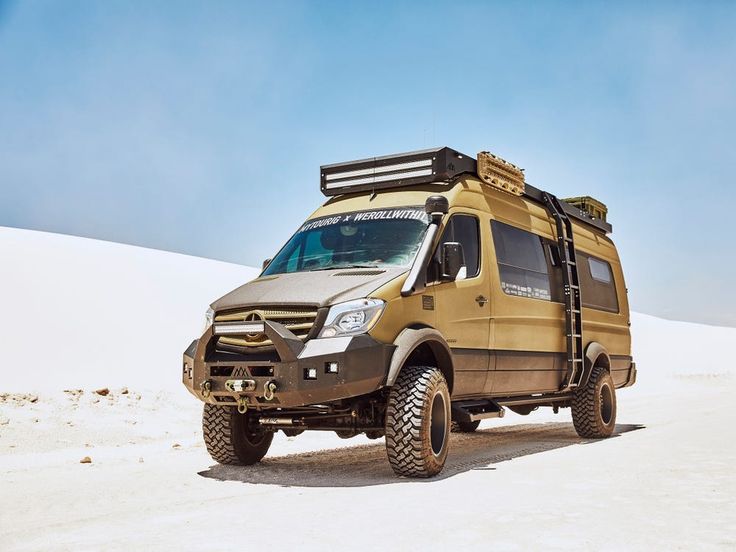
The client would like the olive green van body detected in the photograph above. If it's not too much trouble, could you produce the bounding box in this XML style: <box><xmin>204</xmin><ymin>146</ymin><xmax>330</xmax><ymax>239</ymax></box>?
<box><xmin>183</xmin><ymin>147</ymin><xmax>635</xmax><ymax>476</ymax></box>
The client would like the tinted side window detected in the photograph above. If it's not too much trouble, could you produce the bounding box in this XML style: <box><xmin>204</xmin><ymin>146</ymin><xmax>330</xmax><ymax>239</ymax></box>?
<box><xmin>491</xmin><ymin>220</ymin><xmax>551</xmax><ymax>301</ymax></box>
<box><xmin>429</xmin><ymin>214</ymin><xmax>480</xmax><ymax>280</ymax></box>
<box><xmin>577</xmin><ymin>251</ymin><xmax>619</xmax><ymax>312</ymax></box>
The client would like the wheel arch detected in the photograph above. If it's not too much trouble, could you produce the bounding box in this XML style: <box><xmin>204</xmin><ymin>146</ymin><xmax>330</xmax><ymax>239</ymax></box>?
<box><xmin>580</xmin><ymin>341</ymin><xmax>611</xmax><ymax>386</ymax></box>
<box><xmin>386</xmin><ymin>326</ymin><xmax>454</xmax><ymax>393</ymax></box>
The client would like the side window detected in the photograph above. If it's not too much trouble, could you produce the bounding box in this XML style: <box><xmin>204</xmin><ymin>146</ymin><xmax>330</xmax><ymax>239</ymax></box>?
<box><xmin>491</xmin><ymin>220</ymin><xmax>551</xmax><ymax>301</ymax></box>
<box><xmin>428</xmin><ymin>214</ymin><xmax>480</xmax><ymax>281</ymax></box>
<box><xmin>577</xmin><ymin>252</ymin><xmax>619</xmax><ymax>312</ymax></box>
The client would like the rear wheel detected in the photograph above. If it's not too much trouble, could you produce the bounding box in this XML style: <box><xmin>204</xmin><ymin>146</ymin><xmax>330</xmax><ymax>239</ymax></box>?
<box><xmin>385</xmin><ymin>366</ymin><xmax>451</xmax><ymax>478</ymax></box>
<box><xmin>571</xmin><ymin>366</ymin><xmax>617</xmax><ymax>438</ymax></box>
<box><xmin>202</xmin><ymin>403</ymin><xmax>273</xmax><ymax>465</ymax></box>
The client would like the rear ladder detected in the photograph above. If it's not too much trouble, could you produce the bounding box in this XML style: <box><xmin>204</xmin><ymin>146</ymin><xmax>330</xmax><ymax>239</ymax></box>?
<box><xmin>542</xmin><ymin>192</ymin><xmax>584</xmax><ymax>392</ymax></box>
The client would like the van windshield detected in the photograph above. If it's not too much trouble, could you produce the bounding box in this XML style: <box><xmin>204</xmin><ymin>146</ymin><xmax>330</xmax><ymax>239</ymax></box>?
<box><xmin>262</xmin><ymin>207</ymin><xmax>429</xmax><ymax>275</ymax></box>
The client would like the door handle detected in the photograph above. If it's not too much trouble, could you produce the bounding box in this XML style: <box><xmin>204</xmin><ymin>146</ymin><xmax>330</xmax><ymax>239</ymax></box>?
<box><xmin>475</xmin><ymin>295</ymin><xmax>488</xmax><ymax>307</ymax></box>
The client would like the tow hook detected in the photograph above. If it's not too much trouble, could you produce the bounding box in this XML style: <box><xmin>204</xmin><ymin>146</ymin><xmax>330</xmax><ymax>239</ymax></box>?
<box><xmin>264</xmin><ymin>380</ymin><xmax>277</xmax><ymax>401</ymax></box>
<box><xmin>200</xmin><ymin>379</ymin><xmax>212</xmax><ymax>399</ymax></box>
<box><xmin>236</xmin><ymin>396</ymin><xmax>248</xmax><ymax>414</ymax></box>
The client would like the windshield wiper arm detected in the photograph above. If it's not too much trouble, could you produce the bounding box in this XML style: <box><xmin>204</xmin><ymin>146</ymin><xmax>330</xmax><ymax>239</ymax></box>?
<box><xmin>309</xmin><ymin>264</ymin><xmax>380</xmax><ymax>271</ymax></box>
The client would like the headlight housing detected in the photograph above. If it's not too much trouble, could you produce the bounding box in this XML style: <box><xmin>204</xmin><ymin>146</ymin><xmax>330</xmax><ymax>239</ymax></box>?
<box><xmin>318</xmin><ymin>299</ymin><xmax>385</xmax><ymax>338</ymax></box>
<box><xmin>203</xmin><ymin>307</ymin><xmax>215</xmax><ymax>333</ymax></box>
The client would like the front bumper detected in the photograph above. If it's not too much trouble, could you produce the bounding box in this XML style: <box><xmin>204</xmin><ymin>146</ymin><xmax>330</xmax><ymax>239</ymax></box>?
<box><xmin>182</xmin><ymin>321</ymin><xmax>394</xmax><ymax>409</ymax></box>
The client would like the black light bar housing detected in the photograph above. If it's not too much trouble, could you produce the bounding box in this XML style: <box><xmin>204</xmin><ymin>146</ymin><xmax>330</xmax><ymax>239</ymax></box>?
<box><xmin>320</xmin><ymin>146</ymin><xmax>612</xmax><ymax>234</ymax></box>
<box><xmin>320</xmin><ymin>147</ymin><xmax>475</xmax><ymax>197</ymax></box>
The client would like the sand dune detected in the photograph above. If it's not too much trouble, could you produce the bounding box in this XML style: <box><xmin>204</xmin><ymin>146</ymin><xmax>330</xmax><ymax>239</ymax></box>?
<box><xmin>1</xmin><ymin>226</ymin><xmax>734</xmax><ymax>551</ymax></box>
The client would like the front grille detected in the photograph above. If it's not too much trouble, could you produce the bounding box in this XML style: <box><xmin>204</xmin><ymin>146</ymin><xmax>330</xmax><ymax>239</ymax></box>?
<box><xmin>214</xmin><ymin>306</ymin><xmax>319</xmax><ymax>350</ymax></box>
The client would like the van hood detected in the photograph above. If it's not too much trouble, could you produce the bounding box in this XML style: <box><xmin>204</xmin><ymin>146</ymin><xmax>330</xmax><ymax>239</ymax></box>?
<box><xmin>211</xmin><ymin>267</ymin><xmax>407</xmax><ymax>311</ymax></box>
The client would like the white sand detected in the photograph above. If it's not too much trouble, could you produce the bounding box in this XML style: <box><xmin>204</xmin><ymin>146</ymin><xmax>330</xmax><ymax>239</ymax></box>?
<box><xmin>0</xmin><ymin>226</ymin><xmax>734</xmax><ymax>551</ymax></box>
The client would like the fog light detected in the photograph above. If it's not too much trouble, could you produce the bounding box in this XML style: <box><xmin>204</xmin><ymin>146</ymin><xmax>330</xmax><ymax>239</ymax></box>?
<box><xmin>325</xmin><ymin>362</ymin><xmax>339</xmax><ymax>374</ymax></box>
<box><xmin>304</xmin><ymin>367</ymin><xmax>317</xmax><ymax>380</ymax></box>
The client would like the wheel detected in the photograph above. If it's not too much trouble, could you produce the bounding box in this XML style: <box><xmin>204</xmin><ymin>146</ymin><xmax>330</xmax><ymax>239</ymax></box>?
<box><xmin>451</xmin><ymin>420</ymin><xmax>480</xmax><ymax>433</ymax></box>
<box><xmin>385</xmin><ymin>365</ymin><xmax>451</xmax><ymax>477</ymax></box>
<box><xmin>202</xmin><ymin>403</ymin><xmax>273</xmax><ymax>465</ymax></box>
<box><xmin>571</xmin><ymin>366</ymin><xmax>617</xmax><ymax>438</ymax></box>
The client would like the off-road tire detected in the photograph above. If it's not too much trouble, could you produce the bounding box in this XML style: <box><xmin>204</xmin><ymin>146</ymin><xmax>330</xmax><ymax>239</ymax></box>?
<box><xmin>451</xmin><ymin>420</ymin><xmax>480</xmax><ymax>433</ymax></box>
<box><xmin>202</xmin><ymin>403</ymin><xmax>273</xmax><ymax>465</ymax></box>
<box><xmin>571</xmin><ymin>366</ymin><xmax>617</xmax><ymax>438</ymax></box>
<box><xmin>385</xmin><ymin>365</ymin><xmax>451</xmax><ymax>477</ymax></box>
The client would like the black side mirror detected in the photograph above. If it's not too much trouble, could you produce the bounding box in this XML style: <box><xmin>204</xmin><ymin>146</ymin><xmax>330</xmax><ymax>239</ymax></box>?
<box><xmin>262</xmin><ymin>258</ymin><xmax>272</xmax><ymax>271</ymax></box>
<box><xmin>440</xmin><ymin>242</ymin><xmax>465</xmax><ymax>281</ymax></box>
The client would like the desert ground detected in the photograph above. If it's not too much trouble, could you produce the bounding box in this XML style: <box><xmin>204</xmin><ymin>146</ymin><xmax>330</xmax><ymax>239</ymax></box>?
<box><xmin>1</xmin><ymin>226</ymin><xmax>734</xmax><ymax>551</ymax></box>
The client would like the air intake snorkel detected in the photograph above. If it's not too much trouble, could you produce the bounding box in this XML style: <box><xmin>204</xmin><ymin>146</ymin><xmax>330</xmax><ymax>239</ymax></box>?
<box><xmin>400</xmin><ymin>195</ymin><xmax>448</xmax><ymax>297</ymax></box>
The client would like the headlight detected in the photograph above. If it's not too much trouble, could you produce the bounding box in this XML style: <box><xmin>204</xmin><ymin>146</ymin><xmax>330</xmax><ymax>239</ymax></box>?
<box><xmin>203</xmin><ymin>307</ymin><xmax>215</xmax><ymax>333</ymax></box>
<box><xmin>318</xmin><ymin>299</ymin><xmax>385</xmax><ymax>338</ymax></box>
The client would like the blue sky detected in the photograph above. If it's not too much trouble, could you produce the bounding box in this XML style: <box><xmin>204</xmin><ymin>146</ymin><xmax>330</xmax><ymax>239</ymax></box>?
<box><xmin>1</xmin><ymin>1</ymin><xmax>735</xmax><ymax>326</ymax></box>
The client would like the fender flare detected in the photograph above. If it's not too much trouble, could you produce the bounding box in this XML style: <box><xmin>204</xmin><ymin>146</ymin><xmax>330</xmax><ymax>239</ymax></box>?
<box><xmin>580</xmin><ymin>341</ymin><xmax>611</xmax><ymax>386</ymax></box>
<box><xmin>385</xmin><ymin>327</ymin><xmax>455</xmax><ymax>393</ymax></box>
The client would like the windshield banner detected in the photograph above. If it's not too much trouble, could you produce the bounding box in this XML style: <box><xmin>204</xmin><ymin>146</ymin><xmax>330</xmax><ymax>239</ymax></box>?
<box><xmin>298</xmin><ymin>207</ymin><xmax>429</xmax><ymax>232</ymax></box>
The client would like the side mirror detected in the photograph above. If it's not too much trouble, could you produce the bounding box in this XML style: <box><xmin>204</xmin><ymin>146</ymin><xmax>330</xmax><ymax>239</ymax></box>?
<box><xmin>262</xmin><ymin>258</ymin><xmax>272</xmax><ymax>271</ymax></box>
<box><xmin>440</xmin><ymin>242</ymin><xmax>465</xmax><ymax>281</ymax></box>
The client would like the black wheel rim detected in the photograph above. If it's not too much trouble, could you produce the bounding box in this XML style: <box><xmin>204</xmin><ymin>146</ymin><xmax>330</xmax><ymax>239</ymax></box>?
<box><xmin>430</xmin><ymin>391</ymin><xmax>447</xmax><ymax>456</ymax></box>
<box><xmin>241</xmin><ymin>415</ymin><xmax>269</xmax><ymax>446</ymax></box>
<box><xmin>600</xmin><ymin>383</ymin><xmax>613</xmax><ymax>426</ymax></box>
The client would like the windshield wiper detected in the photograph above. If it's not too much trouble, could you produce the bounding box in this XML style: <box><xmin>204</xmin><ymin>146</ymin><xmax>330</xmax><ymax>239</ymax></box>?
<box><xmin>309</xmin><ymin>264</ymin><xmax>381</xmax><ymax>271</ymax></box>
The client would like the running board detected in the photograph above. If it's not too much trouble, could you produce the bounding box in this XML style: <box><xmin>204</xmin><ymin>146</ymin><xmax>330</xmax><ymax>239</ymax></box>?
<box><xmin>451</xmin><ymin>399</ymin><xmax>505</xmax><ymax>423</ymax></box>
<box><xmin>496</xmin><ymin>393</ymin><xmax>573</xmax><ymax>408</ymax></box>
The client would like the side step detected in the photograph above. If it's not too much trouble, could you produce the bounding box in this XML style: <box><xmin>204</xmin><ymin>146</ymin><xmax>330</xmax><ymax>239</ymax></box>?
<box><xmin>451</xmin><ymin>399</ymin><xmax>505</xmax><ymax>423</ymax></box>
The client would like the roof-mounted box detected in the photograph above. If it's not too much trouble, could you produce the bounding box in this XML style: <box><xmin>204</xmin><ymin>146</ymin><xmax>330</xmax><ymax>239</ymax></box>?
<box><xmin>320</xmin><ymin>147</ymin><xmax>476</xmax><ymax>197</ymax></box>
<box><xmin>563</xmin><ymin>196</ymin><xmax>608</xmax><ymax>222</ymax></box>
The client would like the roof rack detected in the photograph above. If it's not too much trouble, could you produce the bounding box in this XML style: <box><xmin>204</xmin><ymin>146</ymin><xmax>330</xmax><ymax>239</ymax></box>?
<box><xmin>320</xmin><ymin>147</ymin><xmax>612</xmax><ymax>234</ymax></box>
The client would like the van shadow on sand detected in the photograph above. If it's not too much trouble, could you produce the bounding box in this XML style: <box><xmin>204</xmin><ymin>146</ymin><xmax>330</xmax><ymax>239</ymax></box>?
<box><xmin>198</xmin><ymin>422</ymin><xmax>644</xmax><ymax>488</ymax></box>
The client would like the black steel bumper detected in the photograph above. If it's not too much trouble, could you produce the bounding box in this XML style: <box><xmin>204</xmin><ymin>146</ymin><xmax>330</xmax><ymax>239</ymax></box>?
<box><xmin>182</xmin><ymin>321</ymin><xmax>395</xmax><ymax>409</ymax></box>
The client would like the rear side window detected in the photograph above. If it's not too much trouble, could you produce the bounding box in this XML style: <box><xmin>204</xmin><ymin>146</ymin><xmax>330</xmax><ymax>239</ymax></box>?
<box><xmin>429</xmin><ymin>214</ymin><xmax>480</xmax><ymax>281</ymax></box>
<box><xmin>588</xmin><ymin>256</ymin><xmax>612</xmax><ymax>283</ymax></box>
<box><xmin>577</xmin><ymin>252</ymin><xmax>618</xmax><ymax>312</ymax></box>
<box><xmin>491</xmin><ymin>220</ymin><xmax>551</xmax><ymax>301</ymax></box>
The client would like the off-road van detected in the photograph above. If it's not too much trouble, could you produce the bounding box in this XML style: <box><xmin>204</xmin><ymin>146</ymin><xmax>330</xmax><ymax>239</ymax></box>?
<box><xmin>183</xmin><ymin>147</ymin><xmax>636</xmax><ymax>477</ymax></box>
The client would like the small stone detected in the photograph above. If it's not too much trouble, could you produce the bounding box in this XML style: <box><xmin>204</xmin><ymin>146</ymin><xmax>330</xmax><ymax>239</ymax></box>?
<box><xmin>0</xmin><ymin>417</ymin><xmax>9</xmax><ymax>425</ymax></box>
<box><xmin>80</xmin><ymin>456</ymin><xmax>92</xmax><ymax>464</ymax></box>
<box><xmin>172</xmin><ymin>443</ymin><xmax>181</xmax><ymax>449</ymax></box>
<box><xmin>120</xmin><ymin>387</ymin><xmax>129</xmax><ymax>395</ymax></box>
<box><xmin>29</xmin><ymin>395</ymin><xmax>39</xmax><ymax>403</ymax></box>
<box><xmin>95</xmin><ymin>388</ymin><xmax>110</xmax><ymax>396</ymax></box>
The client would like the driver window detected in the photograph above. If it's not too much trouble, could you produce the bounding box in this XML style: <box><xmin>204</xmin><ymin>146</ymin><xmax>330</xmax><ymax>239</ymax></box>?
<box><xmin>428</xmin><ymin>214</ymin><xmax>480</xmax><ymax>282</ymax></box>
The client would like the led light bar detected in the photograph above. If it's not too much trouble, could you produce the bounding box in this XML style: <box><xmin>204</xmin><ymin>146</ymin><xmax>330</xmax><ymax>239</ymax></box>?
<box><xmin>213</xmin><ymin>322</ymin><xmax>265</xmax><ymax>335</ymax></box>
<box><xmin>320</xmin><ymin>147</ymin><xmax>476</xmax><ymax>196</ymax></box>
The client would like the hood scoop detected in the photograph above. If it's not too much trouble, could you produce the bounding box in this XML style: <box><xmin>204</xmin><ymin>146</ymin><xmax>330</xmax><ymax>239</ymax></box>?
<box><xmin>333</xmin><ymin>270</ymin><xmax>386</xmax><ymax>276</ymax></box>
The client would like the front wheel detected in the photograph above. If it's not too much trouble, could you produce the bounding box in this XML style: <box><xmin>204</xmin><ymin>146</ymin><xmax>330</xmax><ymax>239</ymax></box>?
<box><xmin>571</xmin><ymin>366</ymin><xmax>617</xmax><ymax>438</ymax></box>
<box><xmin>385</xmin><ymin>366</ymin><xmax>451</xmax><ymax>477</ymax></box>
<box><xmin>202</xmin><ymin>403</ymin><xmax>273</xmax><ymax>465</ymax></box>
